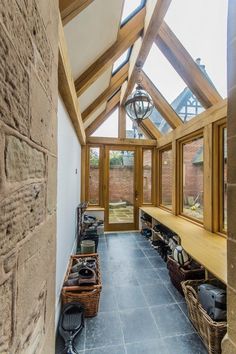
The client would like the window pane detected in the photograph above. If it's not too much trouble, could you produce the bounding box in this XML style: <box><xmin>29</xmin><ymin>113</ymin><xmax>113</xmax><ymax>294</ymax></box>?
<box><xmin>143</xmin><ymin>44</ymin><xmax>206</xmax><ymax>122</ymax></box>
<box><xmin>126</xmin><ymin>115</ymin><xmax>146</xmax><ymax>139</ymax></box>
<box><xmin>161</xmin><ymin>149</ymin><xmax>172</xmax><ymax>209</ymax></box>
<box><xmin>112</xmin><ymin>48</ymin><xmax>130</xmax><ymax>74</ymax></box>
<box><xmin>143</xmin><ymin>150</ymin><xmax>152</xmax><ymax>204</ymax></box>
<box><xmin>92</xmin><ymin>108</ymin><xmax>119</xmax><ymax>137</ymax></box>
<box><xmin>165</xmin><ymin>0</ymin><xmax>227</xmax><ymax>97</ymax></box>
<box><xmin>182</xmin><ymin>137</ymin><xmax>204</xmax><ymax>221</ymax></box>
<box><xmin>89</xmin><ymin>147</ymin><xmax>100</xmax><ymax>205</ymax></box>
<box><xmin>222</xmin><ymin>127</ymin><xmax>227</xmax><ymax>231</ymax></box>
<box><xmin>150</xmin><ymin>107</ymin><xmax>172</xmax><ymax>134</ymax></box>
<box><xmin>109</xmin><ymin>150</ymin><xmax>134</xmax><ymax>224</ymax></box>
<box><xmin>121</xmin><ymin>0</ymin><xmax>145</xmax><ymax>25</ymax></box>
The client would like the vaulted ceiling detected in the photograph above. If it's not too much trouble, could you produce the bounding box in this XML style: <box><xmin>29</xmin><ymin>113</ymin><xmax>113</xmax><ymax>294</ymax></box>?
<box><xmin>59</xmin><ymin>0</ymin><xmax>225</xmax><ymax>144</ymax></box>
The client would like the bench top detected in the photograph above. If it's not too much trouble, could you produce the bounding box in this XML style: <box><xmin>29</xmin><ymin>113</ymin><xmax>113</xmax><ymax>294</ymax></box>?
<box><xmin>140</xmin><ymin>207</ymin><xmax>227</xmax><ymax>284</ymax></box>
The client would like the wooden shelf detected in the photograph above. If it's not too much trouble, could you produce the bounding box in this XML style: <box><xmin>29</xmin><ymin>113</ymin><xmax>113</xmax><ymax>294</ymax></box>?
<box><xmin>86</xmin><ymin>207</ymin><xmax>105</xmax><ymax>211</ymax></box>
<box><xmin>140</xmin><ymin>207</ymin><xmax>227</xmax><ymax>284</ymax></box>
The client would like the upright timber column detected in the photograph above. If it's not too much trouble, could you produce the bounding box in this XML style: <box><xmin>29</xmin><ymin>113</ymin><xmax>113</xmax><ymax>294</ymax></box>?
<box><xmin>0</xmin><ymin>1</ymin><xmax>58</xmax><ymax>353</ymax></box>
<box><xmin>222</xmin><ymin>2</ymin><xmax>236</xmax><ymax>353</ymax></box>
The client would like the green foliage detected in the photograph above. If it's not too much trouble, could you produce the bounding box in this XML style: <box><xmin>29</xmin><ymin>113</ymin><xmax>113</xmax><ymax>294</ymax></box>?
<box><xmin>90</xmin><ymin>149</ymin><xmax>99</xmax><ymax>166</ymax></box>
<box><xmin>109</xmin><ymin>151</ymin><xmax>123</xmax><ymax>166</ymax></box>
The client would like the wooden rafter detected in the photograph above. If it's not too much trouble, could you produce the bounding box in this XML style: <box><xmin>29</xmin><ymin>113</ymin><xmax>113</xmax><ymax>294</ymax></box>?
<box><xmin>121</xmin><ymin>0</ymin><xmax>172</xmax><ymax>105</ymax></box>
<box><xmin>75</xmin><ymin>8</ymin><xmax>146</xmax><ymax>96</ymax></box>
<box><xmin>58</xmin><ymin>18</ymin><xmax>86</xmax><ymax>145</ymax></box>
<box><xmin>59</xmin><ymin>0</ymin><xmax>94</xmax><ymax>25</ymax></box>
<box><xmin>141</xmin><ymin>118</ymin><xmax>162</xmax><ymax>139</ymax></box>
<box><xmin>140</xmin><ymin>70</ymin><xmax>183</xmax><ymax>129</ymax></box>
<box><xmin>85</xmin><ymin>90</ymin><xmax>121</xmax><ymax>136</ymax></box>
<box><xmin>156</xmin><ymin>22</ymin><xmax>222</xmax><ymax>108</ymax></box>
<box><xmin>118</xmin><ymin>105</ymin><xmax>126</xmax><ymax>138</ymax></box>
<box><xmin>82</xmin><ymin>63</ymin><xmax>129</xmax><ymax>122</ymax></box>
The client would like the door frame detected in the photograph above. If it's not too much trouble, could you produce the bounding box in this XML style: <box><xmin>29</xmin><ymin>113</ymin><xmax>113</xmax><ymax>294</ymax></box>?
<box><xmin>104</xmin><ymin>145</ymin><xmax>140</xmax><ymax>231</ymax></box>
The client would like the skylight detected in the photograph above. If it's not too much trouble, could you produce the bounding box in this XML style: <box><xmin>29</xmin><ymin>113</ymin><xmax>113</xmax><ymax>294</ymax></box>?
<box><xmin>143</xmin><ymin>43</ymin><xmax>206</xmax><ymax>122</ymax></box>
<box><xmin>121</xmin><ymin>0</ymin><xmax>146</xmax><ymax>26</ymax></box>
<box><xmin>112</xmin><ymin>48</ymin><xmax>131</xmax><ymax>74</ymax></box>
<box><xmin>149</xmin><ymin>107</ymin><xmax>172</xmax><ymax>135</ymax></box>
<box><xmin>165</xmin><ymin>0</ymin><xmax>227</xmax><ymax>98</ymax></box>
<box><xmin>92</xmin><ymin>108</ymin><xmax>119</xmax><ymax>138</ymax></box>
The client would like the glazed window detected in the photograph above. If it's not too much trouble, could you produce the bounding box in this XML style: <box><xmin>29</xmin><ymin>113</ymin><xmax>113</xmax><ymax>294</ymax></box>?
<box><xmin>160</xmin><ymin>148</ymin><xmax>173</xmax><ymax>210</ymax></box>
<box><xmin>88</xmin><ymin>147</ymin><xmax>100</xmax><ymax>205</ymax></box>
<box><xmin>143</xmin><ymin>149</ymin><xmax>152</xmax><ymax>204</ymax></box>
<box><xmin>181</xmin><ymin>136</ymin><xmax>204</xmax><ymax>222</ymax></box>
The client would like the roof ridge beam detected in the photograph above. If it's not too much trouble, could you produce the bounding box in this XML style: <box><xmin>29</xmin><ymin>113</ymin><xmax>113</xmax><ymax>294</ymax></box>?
<box><xmin>140</xmin><ymin>70</ymin><xmax>183</xmax><ymax>128</ymax></box>
<box><xmin>156</xmin><ymin>21</ymin><xmax>222</xmax><ymax>108</ymax></box>
<box><xmin>121</xmin><ymin>0</ymin><xmax>172</xmax><ymax>105</ymax></box>
<box><xmin>82</xmin><ymin>63</ymin><xmax>129</xmax><ymax>122</ymax></box>
<box><xmin>75</xmin><ymin>7</ymin><xmax>146</xmax><ymax>96</ymax></box>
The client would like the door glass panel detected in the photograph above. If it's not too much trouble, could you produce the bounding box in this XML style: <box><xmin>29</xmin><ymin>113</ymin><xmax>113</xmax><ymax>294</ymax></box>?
<box><xmin>182</xmin><ymin>137</ymin><xmax>204</xmax><ymax>221</ymax></box>
<box><xmin>89</xmin><ymin>147</ymin><xmax>100</xmax><ymax>205</ymax></box>
<box><xmin>109</xmin><ymin>150</ymin><xmax>134</xmax><ymax>224</ymax></box>
<box><xmin>143</xmin><ymin>150</ymin><xmax>152</xmax><ymax>204</ymax></box>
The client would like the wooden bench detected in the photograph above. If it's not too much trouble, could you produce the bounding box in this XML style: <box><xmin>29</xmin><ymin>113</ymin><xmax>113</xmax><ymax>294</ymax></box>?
<box><xmin>140</xmin><ymin>207</ymin><xmax>227</xmax><ymax>284</ymax></box>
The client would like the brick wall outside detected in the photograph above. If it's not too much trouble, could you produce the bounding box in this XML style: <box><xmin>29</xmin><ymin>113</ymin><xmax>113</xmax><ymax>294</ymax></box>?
<box><xmin>0</xmin><ymin>1</ymin><xmax>58</xmax><ymax>353</ymax></box>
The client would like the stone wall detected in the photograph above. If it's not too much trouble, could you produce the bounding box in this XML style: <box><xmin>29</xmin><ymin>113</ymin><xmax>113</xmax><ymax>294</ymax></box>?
<box><xmin>222</xmin><ymin>1</ymin><xmax>236</xmax><ymax>353</ymax></box>
<box><xmin>0</xmin><ymin>1</ymin><xmax>58</xmax><ymax>353</ymax></box>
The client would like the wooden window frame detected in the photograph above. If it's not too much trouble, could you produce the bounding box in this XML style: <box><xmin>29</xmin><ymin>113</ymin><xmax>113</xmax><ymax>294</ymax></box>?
<box><xmin>158</xmin><ymin>144</ymin><xmax>173</xmax><ymax>212</ymax></box>
<box><xmin>177</xmin><ymin>130</ymin><xmax>204</xmax><ymax>225</ymax></box>
<box><xmin>141</xmin><ymin>148</ymin><xmax>155</xmax><ymax>206</ymax></box>
<box><xmin>85</xmin><ymin>145</ymin><xmax>104</xmax><ymax>207</ymax></box>
<box><xmin>213</xmin><ymin>119</ymin><xmax>227</xmax><ymax>235</ymax></box>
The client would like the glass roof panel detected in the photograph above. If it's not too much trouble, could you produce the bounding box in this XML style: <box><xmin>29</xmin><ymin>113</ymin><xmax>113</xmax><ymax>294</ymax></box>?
<box><xmin>149</xmin><ymin>107</ymin><xmax>172</xmax><ymax>134</ymax></box>
<box><xmin>126</xmin><ymin>115</ymin><xmax>146</xmax><ymax>139</ymax></box>
<box><xmin>92</xmin><ymin>108</ymin><xmax>119</xmax><ymax>138</ymax></box>
<box><xmin>112</xmin><ymin>48</ymin><xmax>130</xmax><ymax>74</ymax></box>
<box><xmin>121</xmin><ymin>0</ymin><xmax>146</xmax><ymax>26</ymax></box>
<box><xmin>143</xmin><ymin>43</ymin><xmax>206</xmax><ymax>123</ymax></box>
<box><xmin>165</xmin><ymin>0</ymin><xmax>227</xmax><ymax>98</ymax></box>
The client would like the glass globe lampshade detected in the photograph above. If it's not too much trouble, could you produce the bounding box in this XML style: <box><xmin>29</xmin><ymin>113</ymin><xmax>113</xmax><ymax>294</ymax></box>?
<box><xmin>125</xmin><ymin>84</ymin><xmax>154</xmax><ymax>125</ymax></box>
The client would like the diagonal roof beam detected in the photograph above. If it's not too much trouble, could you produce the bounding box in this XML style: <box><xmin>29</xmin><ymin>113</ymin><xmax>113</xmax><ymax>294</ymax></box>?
<box><xmin>85</xmin><ymin>90</ymin><xmax>121</xmax><ymax>136</ymax></box>
<box><xmin>82</xmin><ymin>63</ymin><xmax>129</xmax><ymax>122</ymax></box>
<box><xmin>140</xmin><ymin>70</ymin><xmax>183</xmax><ymax>128</ymax></box>
<box><xmin>75</xmin><ymin>8</ymin><xmax>146</xmax><ymax>96</ymax></box>
<box><xmin>141</xmin><ymin>118</ymin><xmax>162</xmax><ymax>139</ymax></box>
<box><xmin>156</xmin><ymin>22</ymin><xmax>222</xmax><ymax>108</ymax></box>
<box><xmin>121</xmin><ymin>0</ymin><xmax>172</xmax><ymax>105</ymax></box>
<box><xmin>59</xmin><ymin>0</ymin><xmax>94</xmax><ymax>26</ymax></box>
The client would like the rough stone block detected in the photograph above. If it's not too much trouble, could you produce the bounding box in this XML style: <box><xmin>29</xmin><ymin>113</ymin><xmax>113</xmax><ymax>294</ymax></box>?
<box><xmin>47</xmin><ymin>155</ymin><xmax>57</xmax><ymax>214</ymax></box>
<box><xmin>15</xmin><ymin>215</ymin><xmax>56</xmax><ymax>351</ymax></box>
<box><xmin>0</xmin><ymin>183</ymin><xmax>46</xmax><ymax>255</ymax></box>
<box><xmin>5</xmin><ymin>135</ymin><xmax>45</xmax><ymax>182</ymax></box>
<box><xmin>228</xmin><ymin>136</ymin><xmax>236</xmax><ymax>184</ymax></box>
<box><xmin>30</xmin><ymin>71</ymin><xmax>57</xmax><ymax>152</ymax></box>
<box><xmin>0</xmin><ymin>131</ymin><xmax>5</xmax><ymax>191</ymax></box>
<box><xmin>0</xmin><ymin>23</ymin><xmax>29</xmax><ymax>135</ymax></box>
<box><xmin>0</xmin><ymin>276</ymin><xmax>13</xmax><ymax>353</ymax></box>
<box><xmin>227</xmin><ymin>286</ymin><xmax>236</xmax><ymax>343</ymax></box>
<box><xmin>228</xmin><ymin>86</ymin><xmax>236</xmax><ymax>139</ymax></box>
<box><xmin>227</xmin><ymin>184</ymin><xmax>236</xmax><ymax>240</ymax></box>
<box><xmin>0</xmin><ymin>0</ymin><xmax>34</xmax><ymax>68</ymax></box>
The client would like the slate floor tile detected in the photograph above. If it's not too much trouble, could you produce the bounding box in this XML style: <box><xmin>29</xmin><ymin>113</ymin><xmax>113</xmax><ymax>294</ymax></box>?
<box><xmin>142</xmin><ymin>283</ymin><xmax>175</xmax><ymax>306</ymax></box>
<box><xmin>126</xmin><ymin>338</ymin><xmax>168</xmax><ymax>354</ymax></box>
<box><xmin>165</xmin><ymin>333</ymin><xmax>207</xmax><ymax>354</ymax></box>
<box><xmin>115</xmin><ymin>285</ymin><xmax>147</xmax><ymax>310</ymax></box>
<box><xmin>164</xmin><ymin>281</ymin><xmax>185</xmax><ymax>303</ymax></box>
<box><xmin>134</xmin><ymin>267</ymin><xmax>162</xmax><ymax>285</ymax></box>
<box><xmin>143</xmin><ymin>248</ymin><xmax>159</xmax><ymax>258</ymax></box>
<box><xmin>85</xmin><ymin>312</ymin><xmax>123</xmax><ymax>349</ymax></box>
<box><xmin>148</xmin><ymin>256</ymin><xmax>166</xmax><ymax>268</ymax></box>
<box><xmin>84</xmin><ymin>344</ymin><xmax>126</xmax><ymax>354</ymax></box>
<box><xmin>112</xmin><ymin>270</ymin><xmax>139</xmax><ymax>286</ymax></box>
<box><xmin>151</xmin><ymin>303</ymin><xmax>195</xmax><ymax>338</ymax></box>
<box><xmin>119</xmin><ymin>308</ymin><xmax>160</xmax><ymax>344</ymax></box>
<box><xmin>156</xmin><ymin>267</ymin><xmax>170</xmax><ymax>282</ymax></box>
<box><xmin>128</xmin><ymin>257</ymin><xmax>153</xmax><ymax>269</ymax></box>
<box><xmin>99</xmin><ymin>286</ymin><xmax>118</xmax><ymax>312</ymax></box>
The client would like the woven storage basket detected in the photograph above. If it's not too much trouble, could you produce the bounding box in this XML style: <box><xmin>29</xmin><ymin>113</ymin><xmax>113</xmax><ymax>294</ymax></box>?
<box><xmin>167</xmin><ymin>256</ymin><xmax>205</xmax><ymax>295</ymax></box>
<box><xmin>62</xmin><ymin>253</ymin><xmax>102</xmax><ymax>317</ymax></box>
<box><xmin>182</xmin><ymin>279</ymin><xmax>227</xmax><ymax>354</ymax></box>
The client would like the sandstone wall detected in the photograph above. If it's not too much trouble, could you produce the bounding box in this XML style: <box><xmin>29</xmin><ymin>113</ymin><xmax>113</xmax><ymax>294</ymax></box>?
<box><xmin>222</xmin><ymin>1</ymin><xmax>236</xmax><ymax>353</ymax></box>
<box><xmin>0</xmin><ymin>1</ymin><xmax>58</xmax><ymax>353</ymax></box>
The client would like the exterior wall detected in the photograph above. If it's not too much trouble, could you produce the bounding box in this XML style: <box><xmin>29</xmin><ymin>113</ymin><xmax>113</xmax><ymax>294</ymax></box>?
<box><xmin>222</xmin><ymin>1</ymin><xmax>236</xmax><ymax>353</ymax></box>
<box><xmin>56</xmin><ymin>96</ymin><xmax>81</xmax><ymax>324</ymax></box>
<box><xmin>0</xmin><ymin>1</ymin><xmax>58</xmax><ymax>353</ymax></box>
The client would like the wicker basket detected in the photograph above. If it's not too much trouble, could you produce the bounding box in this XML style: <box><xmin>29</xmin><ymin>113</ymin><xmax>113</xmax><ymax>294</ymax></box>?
<box><xmin>182</xmin><ymin>279</ymin><xmax>227</xmax><ymax>354</ymax></box>
<box><xmin>62</xmin><ymin>253</ymin><xmax>102</xmax><ymax>317</ymax></box>
<box><xmin>167</xmin><ymin>256</ymin><xmax>205</xmax><ymax>295</ymax></box>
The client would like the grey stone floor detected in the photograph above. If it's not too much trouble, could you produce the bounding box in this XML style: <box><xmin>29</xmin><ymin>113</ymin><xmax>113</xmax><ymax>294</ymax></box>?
<box><xmin>56</xmin><ymin>232</ymin><xmax>207</xmax><ymax>354</ymax></box>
